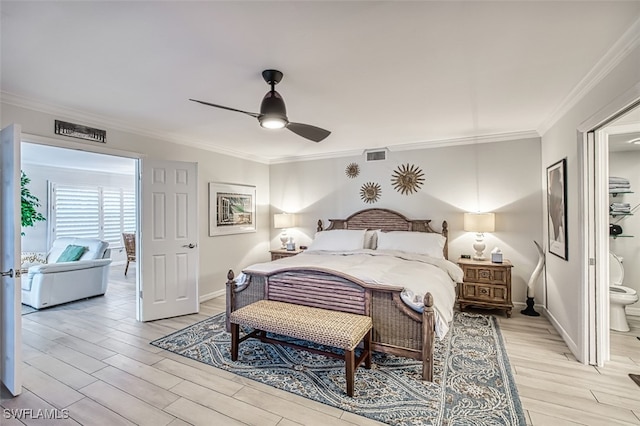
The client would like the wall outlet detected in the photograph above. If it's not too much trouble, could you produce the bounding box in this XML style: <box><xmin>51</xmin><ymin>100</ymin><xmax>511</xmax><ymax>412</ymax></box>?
<box><xmin>461</xmin><ymin>254</ymin><xmax>471</xmax><ymax>259</ymax></box>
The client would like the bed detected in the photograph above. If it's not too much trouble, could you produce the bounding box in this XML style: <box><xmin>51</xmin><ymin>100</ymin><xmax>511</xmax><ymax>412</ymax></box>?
<box><xmin>225</xmin><ymin>208</ymin><xmax>462</xmax><ymax>381</ymax></box>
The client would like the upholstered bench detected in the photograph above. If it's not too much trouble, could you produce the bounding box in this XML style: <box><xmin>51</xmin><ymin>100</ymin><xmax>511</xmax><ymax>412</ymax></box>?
<box><xmin>229</xmin><ymin>300</ymin><xmax>373</xmax><ymax>397</ymax></box>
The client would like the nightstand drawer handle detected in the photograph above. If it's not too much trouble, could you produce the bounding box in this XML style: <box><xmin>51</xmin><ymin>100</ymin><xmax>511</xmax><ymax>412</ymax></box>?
<box><xmin>479</xmin><ymin>288</ymin><xmax>489</xmax><ymax>295</ymax></box>
<box><xmin>479</xmin><ymin>270</ymin><xmax>491</xmax><ymax>279</ymax></box>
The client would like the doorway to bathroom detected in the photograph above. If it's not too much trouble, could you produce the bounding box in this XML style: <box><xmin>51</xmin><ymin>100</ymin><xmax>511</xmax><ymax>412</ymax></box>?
<box><xmin>581</xmin><ymin>93</ymin><xmax>640</xmax><ymax>366</ymax></box>
<box><xmin>605</xmin><ymin>107</ymin><xmax>640</xmax><ymax>347</ymax></box>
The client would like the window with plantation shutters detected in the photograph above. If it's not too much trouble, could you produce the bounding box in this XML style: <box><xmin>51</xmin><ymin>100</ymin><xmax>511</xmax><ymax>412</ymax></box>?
<box><xmin>122</xmin><ymin>190</ymin><xmax>136</xmax><ymax>234</ymax></box>
<box><xmin>52</xmin><ymin>185</ymin><xmax>100</xmax><ymax>239</ymax></box>
<box><xmin>49</xmin><ymin>183</ymin><xmax>136</xmax><ymax>248</ymax></box>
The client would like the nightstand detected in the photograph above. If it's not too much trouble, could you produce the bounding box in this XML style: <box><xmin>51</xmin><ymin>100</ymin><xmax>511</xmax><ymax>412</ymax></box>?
<box><xmin>270</xmin><ymin>249</ymin><xmax>302</xmax><ymax>261</ymax></box>
<box><xmin>457</xmin><ymin>258</ymin><xmax>513</xmax><ymax>318</ymax></box>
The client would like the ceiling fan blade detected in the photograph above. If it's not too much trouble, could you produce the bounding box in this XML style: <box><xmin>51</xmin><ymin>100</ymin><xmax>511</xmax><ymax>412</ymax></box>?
<box><xmin>189</xmin><ymin>99</ymin><xmax>259</xmax><ymax>118</ymax></box>
<box><xmin>286</xmin><ymin>122</ymin><xmax>331</xmax><ymax>142</ymax></box>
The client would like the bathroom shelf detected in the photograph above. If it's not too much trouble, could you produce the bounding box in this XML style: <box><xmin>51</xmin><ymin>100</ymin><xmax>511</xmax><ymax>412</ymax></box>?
<box><xmin>610</xmin><ymin>191</ymin><xmax>633</xmax><ymax>197</ymax></box>
<box><xmin>610</xmin><ymin>234</ymin><xmax>633</xmax><ymax>239</ymax></box>
<box><xmin>610</xmin><ymin>213</ymin><xmax>633</xmax><ymax>217</ymax></box>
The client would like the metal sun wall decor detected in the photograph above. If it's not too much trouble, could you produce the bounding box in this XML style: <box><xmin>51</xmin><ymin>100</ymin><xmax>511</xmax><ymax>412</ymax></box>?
<box><xmin>345</xmin><ymin>163</ymin><xmax>360</xmax><ymax>178</ymax></box>
<box><xmin>391</xmin><ymin>163</ymin><xmax>425</xmax><ymax>195</ymax></box>
<box><xmin>360</xmin><ymin>182</ymin><xmax>381</xmax><ymax>203</ymax></box>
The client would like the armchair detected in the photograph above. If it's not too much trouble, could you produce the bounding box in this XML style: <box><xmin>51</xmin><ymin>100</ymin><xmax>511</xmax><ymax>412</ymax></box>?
<box><xmin>22</xmin><ymin>238</ymin><xmax>112</xmax><ymax>309</ymax></box>
<box><xmin>122</xmin><ymin>232</ymin><xmax>136</xmax><ymax>276</ymax></box>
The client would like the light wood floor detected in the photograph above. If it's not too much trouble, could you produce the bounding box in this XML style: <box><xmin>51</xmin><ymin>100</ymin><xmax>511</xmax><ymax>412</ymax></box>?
<box><xmin>2</xmin><ymin>265</ymin><xmax>639</xmax><ymax>425</ymax></box>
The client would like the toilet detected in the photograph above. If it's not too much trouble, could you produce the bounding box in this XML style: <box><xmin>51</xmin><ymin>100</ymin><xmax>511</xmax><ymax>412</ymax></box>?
<box><xmin>609</xmin><ymin>252</ymin><xmax>639</xmax><ymax>332</ymax></box>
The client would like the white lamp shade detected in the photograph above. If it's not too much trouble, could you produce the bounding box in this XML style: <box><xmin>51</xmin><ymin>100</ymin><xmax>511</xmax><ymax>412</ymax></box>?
<box><xmin>463</xmin><ymin>212</ymin><xmax>495</xmax><ymax>233</ymax></box>
<box><xmin>274</xmin><ymin>213</ymin><xmax>295</xmax><ymax>229</ymax></box>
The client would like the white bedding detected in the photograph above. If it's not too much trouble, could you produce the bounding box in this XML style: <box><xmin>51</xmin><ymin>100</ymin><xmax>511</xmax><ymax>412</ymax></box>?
<box><xmin>241</xmin><ymin>249</ymin><xmax>463</xmax><ymax>338</ymax></box>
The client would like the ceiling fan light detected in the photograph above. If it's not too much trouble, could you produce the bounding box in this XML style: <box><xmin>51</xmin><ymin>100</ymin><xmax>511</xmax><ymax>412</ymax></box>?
<box><xmin>259</xmin><ymin>89</ymin><xmax>288</xmax><ymax>130</ymax></box>
<box><xmin>260</xmin><ymin>116</ymin><xmax>287</xmax><ymax>129</ymax></box>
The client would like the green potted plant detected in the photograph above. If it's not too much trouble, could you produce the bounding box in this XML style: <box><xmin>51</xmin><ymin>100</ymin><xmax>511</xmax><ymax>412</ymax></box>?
<box><xmin>21</xmin><ymin>170</ymin><xmax>46</xmax><ymax>235</ymax></box>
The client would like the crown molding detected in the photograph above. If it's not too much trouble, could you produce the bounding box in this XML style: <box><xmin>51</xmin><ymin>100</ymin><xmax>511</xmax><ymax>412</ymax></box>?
<box><xmin>1</xmin><ymin>92</ymin><xmax>271</xmax><ymax>165</ymax></box>
<box><xmin>4</xmin><ymin>91</ymin><xmax>539</xmax><ymax>166</ymax></box>
<box><xmin>268</xmin><ymin>147</ymin><xmax>366</xmax><ymax>164</ymax></box>
<box><xmin>388</xmin><ymin>130</ymin><xmax>540</xmax><ymax>152</ymax></box>
<box><xmin>268</xmin><ymin>130</ymin><xmax>540</xmax><ymax>164</ymax></box>
<box><xmin>537</xmin><ymin>16</ymin><xmax>640</xmax><ymax>136</ymax></box>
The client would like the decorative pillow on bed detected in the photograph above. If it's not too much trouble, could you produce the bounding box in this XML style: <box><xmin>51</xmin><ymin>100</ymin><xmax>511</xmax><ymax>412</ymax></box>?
<box><xmin>56</xmin><ymin>245</ymin><xmax>87</xmax><ymax>262</ymax></box>
<box><xmin>376</xmin><ymin>231</ymin><xmax>446</xmax><ymax>258</ymax></box>
<box><xmin>306</xmin><ymin>229</ymin><xmax>367</xmax><ymax>251</ymax></box>
<box><xmin>363</xmin><ymin>229</ymin><xmax>380</xmax><ymax>250</ymax></box>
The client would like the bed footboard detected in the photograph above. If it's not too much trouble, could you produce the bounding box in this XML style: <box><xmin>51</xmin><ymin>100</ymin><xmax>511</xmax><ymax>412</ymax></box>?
<box><xmin>369</xmin><ymin>289</ymin><xmax>434</xmax><ymax>380</ymax></box>
<box><xmin>225</xmin><ymin>267</ymin><xmax>436</xmax><ymax>380</ymax></box>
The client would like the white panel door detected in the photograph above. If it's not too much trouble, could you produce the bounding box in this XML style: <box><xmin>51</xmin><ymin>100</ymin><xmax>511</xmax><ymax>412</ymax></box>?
<box><xmin>1</xmin><ymin>124</ymin><xmax>22</xmax><ymax>395</ymax></box>
<box><xmin>138</xmin><ymin>159</ymin><xmax>199</xmax><ymax>321</ymax></box>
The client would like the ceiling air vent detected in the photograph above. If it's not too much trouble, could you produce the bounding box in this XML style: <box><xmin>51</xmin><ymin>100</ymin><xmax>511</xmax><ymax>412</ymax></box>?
<box><xmin>364</xmin><ymin>148</ymin><xmax>388</xmax><ymax>162</ymax></box>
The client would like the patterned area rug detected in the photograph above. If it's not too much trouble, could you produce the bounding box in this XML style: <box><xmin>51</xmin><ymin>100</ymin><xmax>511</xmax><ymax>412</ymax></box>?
<box><xmin>151</xmin><ymin>311</ymin><xmax>525</xmax><ymax>425</ymax></box>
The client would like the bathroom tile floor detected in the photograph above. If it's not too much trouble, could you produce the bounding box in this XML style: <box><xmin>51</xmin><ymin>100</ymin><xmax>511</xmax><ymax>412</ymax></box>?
<box><xmin>625</xmin><ymin>315</ymin><xmax>640</xmax><ymax>339</ymax></box>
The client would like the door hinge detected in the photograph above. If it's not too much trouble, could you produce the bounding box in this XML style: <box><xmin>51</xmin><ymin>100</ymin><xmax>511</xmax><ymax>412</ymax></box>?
<box><xmin>139</xmin><ymin>290</ymin><xmax>143</xmax><ymax>299</ymax></box>
<box><xmin>589</xmin><ymin>258</ymin><xmax>596</xmax><ymax>266</ymax></box>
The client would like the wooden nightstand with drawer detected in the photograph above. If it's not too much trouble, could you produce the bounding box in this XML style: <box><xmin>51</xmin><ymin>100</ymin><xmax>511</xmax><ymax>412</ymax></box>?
<box><xmin>270</xmin><ymin>249</ymin><xmax>302</xmax><ymax>261</ymax></box>
<box><xmin>457</xmin><ymin>258</ymin><xmax>513</xmax><ymax>318</ymax></box>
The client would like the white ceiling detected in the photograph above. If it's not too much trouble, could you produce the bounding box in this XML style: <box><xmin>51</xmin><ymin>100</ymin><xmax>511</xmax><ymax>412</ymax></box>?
<box><xmin>2</xmin><ymin>1</ymin><xmax>639</xmax><ymax>163</ymax></box>
<box><xmin>607</xmin><ymin>106</ymin><xmax>640</xmax><ymax>152</ymax></box>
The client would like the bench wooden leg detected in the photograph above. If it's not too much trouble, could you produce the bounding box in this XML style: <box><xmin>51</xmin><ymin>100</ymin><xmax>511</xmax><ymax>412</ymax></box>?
<box><xmin>231</xmin><ymin>323</ymin><xmax>239</xmax><ymax>361</ymax></box>
<box><xmin>364</xmin><ymin>329</ymin><xmax>372</xmax><ymax>369</ymax></box>
<box><xmin>345</xmin><ymin>349</ymin><xmax>355</xmax><ymax>397</ymax></box>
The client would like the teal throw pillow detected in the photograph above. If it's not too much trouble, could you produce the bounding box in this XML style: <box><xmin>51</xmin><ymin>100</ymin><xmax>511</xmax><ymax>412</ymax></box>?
<box><xmin>56</xmin><ymin>245</ymin><xmax>87</xmax><ymax>262</ymax></box>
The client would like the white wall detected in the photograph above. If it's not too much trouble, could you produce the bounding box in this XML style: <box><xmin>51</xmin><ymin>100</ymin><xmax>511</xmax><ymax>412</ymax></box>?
<box><xmin>20</xmin><ymin>162</ymin><xmax>135</xmax><ymax>263</ymax></box>
<box><xmin>609</xmin><ymin>150</ymin><xmax>640</xmax><ymax>315</ymax></box>
<box><xmin>3</xmin><ymin>103</ymin><xmax>271</xmax><ymax>299</ymax></box>
<box><xmin>270</xmin><ymin>137</ymin><xmax>544</xmax><ymax>308</ymax></box>
<box><xmin>541</xmin><ymin>43</ymin><xmax>640</xmax><ymax>359</ymax></box>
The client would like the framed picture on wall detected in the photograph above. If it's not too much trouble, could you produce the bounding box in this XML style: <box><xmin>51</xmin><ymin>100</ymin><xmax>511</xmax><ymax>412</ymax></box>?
<box><xmin>547</xmin><ymin>158</ymin><xmax>568</xmax><ymax>260</ymax></box>
<box><xmin>209</xmin><ymin>182</ymin><xmax>256</xmax><ymax>236</ymax></box>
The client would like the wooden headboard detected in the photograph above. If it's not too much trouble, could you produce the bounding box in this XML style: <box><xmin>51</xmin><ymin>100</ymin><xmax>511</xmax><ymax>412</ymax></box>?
<box><xmin>317</xmin><ymin>208</ymin><xmax>449</xmax><ymax>259</ymax></box>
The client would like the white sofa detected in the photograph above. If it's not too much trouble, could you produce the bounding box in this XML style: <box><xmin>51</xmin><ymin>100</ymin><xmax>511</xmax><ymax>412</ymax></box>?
<box><xmin>22</xmin><ymin>238</ymin><xmax>112</xmax><ymax>309</ymax></box>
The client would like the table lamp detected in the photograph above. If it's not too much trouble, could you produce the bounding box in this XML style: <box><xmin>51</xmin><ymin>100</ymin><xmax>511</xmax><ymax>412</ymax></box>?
<box><xmin>274</xmin><ymin>213</ymin><xmax>296</xmax><ymax>249</ymax></box>
<box><xmin>463</xmin><ymin>212</ymin><xmax>495</xmax><ymax>260</ymax></box>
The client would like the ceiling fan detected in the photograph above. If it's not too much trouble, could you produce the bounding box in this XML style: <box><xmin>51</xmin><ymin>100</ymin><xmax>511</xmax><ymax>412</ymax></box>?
<box><xmin>190</xmin><ymin>69</ymin><xmax>331</xmax><ymax>143</ymax></box>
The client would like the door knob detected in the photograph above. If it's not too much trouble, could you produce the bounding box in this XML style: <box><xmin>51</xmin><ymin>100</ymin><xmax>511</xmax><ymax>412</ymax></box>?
<box><xmin>182</xmin><ymin>243</ymin><xmax>197</xmax><ymax>249</ymax></box>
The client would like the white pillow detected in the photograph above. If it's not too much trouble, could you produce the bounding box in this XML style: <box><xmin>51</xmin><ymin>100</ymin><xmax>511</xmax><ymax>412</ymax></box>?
<box><xmin>307</xmin><ymin>229</ymin><xmax>366</xmax><ymax>251</ymax></box>
<box><xmin>376</xmin><ymin>231</ymin><xmax>446</xmax><ymax>258</ymax></box>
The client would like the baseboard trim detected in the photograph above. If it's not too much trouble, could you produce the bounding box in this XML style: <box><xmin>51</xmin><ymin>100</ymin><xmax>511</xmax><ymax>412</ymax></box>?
<box><xmin>514</xmin><ymin>302</ymin><xmax>585</xmax><ymax>363</ymax></box>
<box><xmin>626</xmin><ymin>306</ymin><xmax>640</xmax><ymax>317</ymax></box>
<box><xmin>199</xmin><ymin>289</ymin><xmax>225</xmax><ymax>303</ymax></box>
<box><xmin>512</xmin><ymin>300</ymin><xmax>544</xmax><ymax>312</ymax></box>
<box><xmin>544</xmin><ymin>307</ymin><xmax>582</xmax><ymax>363</ymax></box>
